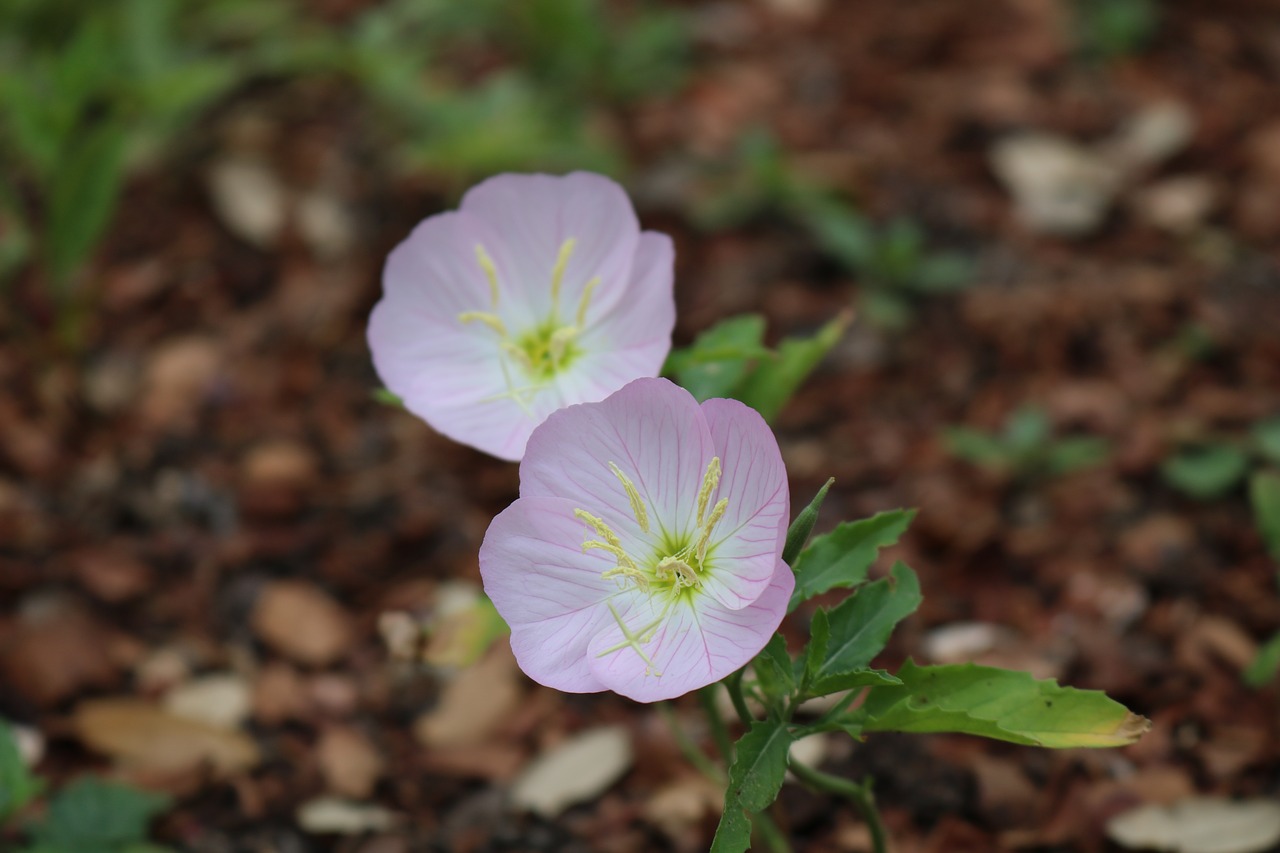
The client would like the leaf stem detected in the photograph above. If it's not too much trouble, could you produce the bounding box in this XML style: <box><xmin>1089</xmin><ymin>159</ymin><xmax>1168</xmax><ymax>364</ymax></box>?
<box><xmin>698</xmin><ymin>685</ymin><xmax>735</xmax><ymax>762</ymax></box>
<box><xmin>788</xmin><ymin>760</ymin><xmax>887</xmax><ymax>853</ymax></box>
<box><xmin>657</xmin><ymin>702</ymin><xmax>724</xmax><ymax>782</ymax></box>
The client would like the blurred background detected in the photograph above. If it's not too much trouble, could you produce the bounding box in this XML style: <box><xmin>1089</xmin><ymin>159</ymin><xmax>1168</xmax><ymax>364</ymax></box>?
<box><xmin>2</xmin><ymin>0</ymin><xmax>1280</xmax><ymax>850</ymax></box>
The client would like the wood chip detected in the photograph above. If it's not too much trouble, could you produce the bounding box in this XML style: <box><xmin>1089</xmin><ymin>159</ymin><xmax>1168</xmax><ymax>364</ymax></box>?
<box><xmin>252</xmin><ymin>580</ymin><xmax>354</xmax><ymax>667</ymax></box>
<box><xmin>414</xmin><ymin>644</ymin><xmax>520</xmax><ymax>748</ymax></box>
<box><xmin>1108</xmin><ymin>798</ymin><xmax>1280</xmax><ymax>853</ymax></box>
<box><xmin>317</xmin><ymin>726</ymin><xmax>385</xmax><ymax>800</ymax></box>
<box><xmin>163</xmin><ymin>673</ymin><xmax>252</xmax><ymax>730</ymax></box>
<box><xmin>296</xmin><ymin>797</ymin><xmax>398</xmax><ymax>835</ymax></box>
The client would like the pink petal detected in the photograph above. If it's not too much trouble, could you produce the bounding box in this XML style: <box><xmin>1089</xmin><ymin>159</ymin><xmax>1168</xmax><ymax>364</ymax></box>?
<box><xmin>460</xmin><ymin>172</ymin><xmax>640</xmax><ymax>321</ymax></box>
<box><xmin>697</xmin><ymin>397</ymin><xmax>791</xmax><ymax>610</ymax></box>
<box><xmin>587</xmin><ymin>559</ymin><xmax>796</xmax><ymax>702</ymax></box>
<box><xmin>520</xmin><ymin>378</ymin><xmax>716</xmax><ymax>540</ymax></box>
<box><xmin>479</xmin><ymin>496</ymin><xmax>623</xmax><ymax>693</ymax></box>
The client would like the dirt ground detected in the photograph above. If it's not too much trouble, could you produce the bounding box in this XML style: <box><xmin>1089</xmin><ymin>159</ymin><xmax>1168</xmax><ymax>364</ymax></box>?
<box><xmin>2</xmin><ymin>0</ymin><xmax>1280</xmax><ymax>851</ymax></box>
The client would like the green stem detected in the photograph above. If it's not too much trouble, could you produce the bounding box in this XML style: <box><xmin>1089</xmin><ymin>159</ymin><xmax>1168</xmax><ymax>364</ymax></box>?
<box><xmin>697</xmin><ymin>685</ymin><xmax>734</xmax><ymax>762</ymax></box>
<box><xmin>724</xmin><ymin>669</ymin><xmax>754</xmax><ymax>726</ymax></box>
<box><xmin>788</xmin><ymin>760</ymin><xmax>887</xmax><ymax>853</ymax></box>
<box><xmin>657</xmin><ymin>702</ymin><xmax>723</xmax><ymax>782</ymax></box>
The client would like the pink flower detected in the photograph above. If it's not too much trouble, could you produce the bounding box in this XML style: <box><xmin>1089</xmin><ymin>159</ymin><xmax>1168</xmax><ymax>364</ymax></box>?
<box><xmin>368</xmin><ymin>172</ymin><xmax>675</xmax><ymax>461</ymax></box>
<box><xmin>479</xmin><ymin>378</ymin><xmax>794</xmax><ymax>702</ymax></box>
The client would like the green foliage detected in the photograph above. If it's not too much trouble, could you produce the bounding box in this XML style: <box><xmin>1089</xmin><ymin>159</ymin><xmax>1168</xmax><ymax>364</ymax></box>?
<box><xmin>0</xmin><ymin>0</ymin><xmax>255</xmax><ymax>292</ymax></box>
<box><xmin>802</xmin><ymin>203</ymin><xmax>973</xmax><ymax>330</ymax></box>
<box><xmin>710</xmin><ymin>720</ymin><xmax>793</xmax><ymax>853</ymax></box>
<box><xmin>1161</xmin><ymin>443</ymin><xmax>1251</xmax><ymax>500</ymax></box>
<box><xmin>24</xmin><ymin>778</ymin><xmax>171</xmax><ymax>853</ymax></box>
<box><xmin>665</xmin><ymin>312</ymin><xmax>849</xmax><ymax>422</ymax></box>
<box><xmin>855</xmin><ymin>661</ymin><xmax>1151</xmax><ymax>748</ymax></box>
<box><xmin>708</xmin><ymin>505</ymin><xmax>1149</xmax><ymax>853</ymax></box>
<box><xmin>0</xmin><ymin>723</ymin><xmax>42</xmax><ymax>824</ymax></box>
<box><xmin>0</xmin><ymin>724</ymin><xmax>170</xmax><ymax>852</ymax></box>
<box><xmin>788</xmin><ymin>509</ymin><xmax>916</xmax><ymax>611</ymax></box>
<box><xmin>945</xmin><ymin>406</ymin><xmax>1109</xmax><ymax>481</ymax></box>
<box><xmin>1073</xmin><ymin>0</ymin><xmax>1160</xmax><ymax>61</ymax></box>
<box><xmin>1252</xmin><ymin>472</ymin><xmax>1280</xmax><ymax>562</ymax></box>
<box><xmin>1253</xmin><ymin>418</ymin><xmax>1280</xmax><ymax>467</ymax></box>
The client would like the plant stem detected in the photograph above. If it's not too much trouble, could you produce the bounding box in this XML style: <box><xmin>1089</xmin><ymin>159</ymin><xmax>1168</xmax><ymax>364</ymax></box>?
<box><xmin>724</xmin><ymin>669</ymin><xmax>754</xmax><ymax>726</ymax></box>
<box><xmin>697</xmin><ymin>685</ymin><xmax>734</xmax><ymax>762</ymax></box>
<box><xmin>788</xmin><ymin>760</ymin><xmax>887</xmax><ymax>853</ymax></box>
<box><xmin>657</xmin><ymin>702</ymin><xmax>724</xmax><ymax>782</ymax></box>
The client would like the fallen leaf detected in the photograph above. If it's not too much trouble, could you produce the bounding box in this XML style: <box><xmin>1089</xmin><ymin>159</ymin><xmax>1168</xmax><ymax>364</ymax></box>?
<box><xmin>510</xmin><ymin>725</ymin><xmax>633</xmax><ymax>817</ymax></box>
<box><xmin>252</xmin><ymin>580</ymin><xmax>354</xmax><ymax>667</ymax></box>
<box><xmin>74</xmin><ymin>698</ymin><xmax>259</xmax><ymax>776</ymax></box>
<box><xmin>414</xmin><ymin>644</ymin><xmax>520</xmax><ymax>748</ymax></box>
<box><xmin>1107</xmin><ymin>798</ymin><xmax>1280</xmax><ymax>853</ymax></box>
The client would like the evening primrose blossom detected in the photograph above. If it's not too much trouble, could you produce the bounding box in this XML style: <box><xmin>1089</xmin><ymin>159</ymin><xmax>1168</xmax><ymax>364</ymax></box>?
<box><xmin>368</xmin><ymin>172</ymin><xmax>675</xmax><ymax>461</ymax></box>
<box><xmin>479</xmin><ymin>378</ymin><xmax>794</xmax><ymax>703</ymax></box>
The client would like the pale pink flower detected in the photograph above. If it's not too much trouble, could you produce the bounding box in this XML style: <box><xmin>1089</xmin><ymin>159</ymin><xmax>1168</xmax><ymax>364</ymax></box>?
<box><xmin>479</xmin><ymin>378</ymin><xmax>793</xmax><ymax>702</ymax></box>
<box><xmin>368</xmin><ymin>172</ymin><xmax>675</xmax><ymax>461</ymax></box>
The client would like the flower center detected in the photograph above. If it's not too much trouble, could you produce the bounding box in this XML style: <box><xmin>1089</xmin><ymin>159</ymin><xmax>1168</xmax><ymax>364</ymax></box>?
<box><xmin>457</xmin><ymin>239</ymin><xmax>601</xmax><ymax>407</ymax></box>
<box><xmin>573</xmin><ymin>457</ymin><xmax>730</xmax><ymax>677</ymax></box>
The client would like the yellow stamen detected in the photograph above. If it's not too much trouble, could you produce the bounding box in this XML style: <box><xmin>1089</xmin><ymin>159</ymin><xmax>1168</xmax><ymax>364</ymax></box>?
<box><xmin>575</xmin><ymin>277</ymin><xmax>601</xmax><ymax>326</ymax></box>
<box><xmin>608</xmin><ymin>462</ymin><xmax>650</xmax><ymax>534</ymax></box>
<box><xmin>550</xmin><ymin>237</ymin><xmax>577</xmax><ymax>311</ymax></box>
<box><xmin>574</xmin><ymin>509</ymin><xmax>622</xmax><ymax>549</ymax></box>
<box><xmin>695</xmin><ymin>498</ymin><xmax>729</xmax><ymax>563</ymax></box>
<box><xmin>457</xmin><ymin>311</ymin><xmax>507</xmax><ymax>336</ymax></box>
<box><xmin>695</xmin><ymin>457</ymin><xmax>722</xmax><ymax>527</ymax></box>
<box><xmin>475</xmin><ymin>244</ymin><xmax>500</xmax><ymax>306</ymax></box>
<box><xmin>656</xmin><ymin>556</ymin><xmax>701</xmax><ymax>589</ymax></box>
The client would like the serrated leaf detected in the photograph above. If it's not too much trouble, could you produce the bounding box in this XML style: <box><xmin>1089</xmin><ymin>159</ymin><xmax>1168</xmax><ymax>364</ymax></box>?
<box><xmin>710</xmin><ymin>720</ymin><xmax>794</xmax><ymax>853</ymax></box>
<box><xmin>807</xmin><ymin>667</ymin><xmax>901</xmax><ymax>696</ymax></box>
<box><xmin>789</xmin><ymin>510</ymin><xmax>916</xmax><ymax>612</ymax></box>
<box><xmin>665</xmin><ymin>314</ymin><xmax>769</xmax><ymax>402</ymax></box>
<box><xmin>0</xmin><ymin>721</ymin><xmax>43</xmax><ymax>822</ymax></box>
<box><xmin>1162</xmin><ymin>444</ymin><xmax>1249</xmax><ymax>500</ymax></box>
<box><xmin>799</xmin><ymin>607</ymin><xmax>830</xmax><ymax>689</ymax></box>
<box><xmin>736</xmin><ymin>312</ymin><xmax>849</xmax><ymax>422</ymax></box>
<box><xmin>782</xmin><ymin>477</ymin><xmax>834</xmax><ymax>565</ymax></box>
<box><xmin>31</xmin><ymin>777</ymin><xmax>170</xmax><ymax>850</ymax></box>
<box><xmin>1250</xmin><ymin>472</ymin><xmax>1280</xmax><ymax>562</ymax></box>
<box><xmin>859</xmin><ymin>660</ymin><xmax>1150</xmax><ymax>748</ymax></box>
<box><xmin>811</xmin><ymin>562</ymin><xmax>921</xmax><ymax>692</ymax></box>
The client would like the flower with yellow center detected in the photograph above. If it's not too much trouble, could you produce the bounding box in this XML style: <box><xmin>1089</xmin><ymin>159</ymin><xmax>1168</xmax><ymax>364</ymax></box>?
<box><xmin>369</xmin><ymin>172</ymin><xmax>675</xmax><ymax>461</ymax></box>
<box><xmin>480</xmin><ymin>378</ymin><xmax>794</xmax><ymax>703</ymax></box>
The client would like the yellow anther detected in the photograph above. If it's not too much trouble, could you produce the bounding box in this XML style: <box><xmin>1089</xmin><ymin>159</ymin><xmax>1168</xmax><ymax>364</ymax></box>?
<box><xmin>501</xmin><ymin>341</ymin><xmax>536</xmax><ymax>374</ymax></box>
<box><xmin>695</xmin><ymin>497</ymin><xmax>729</xmax><ymax>563</ymax></box>
<box><xmin>584</xmin><ymin>538</ymin><xmax>632</xmax><ymax>564</ymax></box>
<box><xmin>608</xmin><ymin>462</ymin><xmax>650</xmax><ymax>534</ymax></box>
<box><xmin>475</xmin><ymin>244</ymin><xmax>501</xmax><ymax>306</ymax></box>
<box><xmin>656</xmin><ymin>556</ymin><xmax>701</xmax><ymax>589</ymax></box>
<box><xmin>574</xmin><ymin>509</ymin><xmax>622</xmax><ymax>549</ymax></box>
<box><xmin>695</xmin><ymin>457</ymin><xmax>722</xmax><ymax>527</ymax></box>
<box><xmin>550</xmin><ymin>237</ymin><xmax>577</xmax><ymax>310</ymax></box>
<box><xmin>575</xmin><ymin>277</ymin><xmax>601</xmax><ymax>326</ymax></box>
<box><xmin>602</xmin><ymin>563</ymin><xmax>649</xmax><ymax>590</ymax></box>
<box><xmin>457</xmin><ymin>311</ymin><xmax>507</xmax><ymax>336</ymax></box>
<box><xmin>549</xmin><ymin>325</ymin><xmax>578</xmax><ymax>362</ymax></box>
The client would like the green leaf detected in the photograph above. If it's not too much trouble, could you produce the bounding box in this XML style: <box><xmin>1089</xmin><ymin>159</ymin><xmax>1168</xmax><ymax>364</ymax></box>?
<box><xmin>789</xmin><ymin>509</ymin><xmax>916</xmax><ymax>611</ymax></box>
<box><xmin>1162</xmin><ymin>444</ymin><xmax>1250</xmax><ymax>500</ymax></box>
<box><xmin>1250</xmin><ymin>472</ymin><xmax>1280</xmax><ymax>562</ymax></box>
<box><xmin>908</xmin><ymin>253</ymin><xmax>973</xmax><ymax>294</ymax></box>
<box><xmin>810</xmin><ymin>562</ymin><xmax>921</xmax><ymax>694</ymax></box>
<box><xmin>710</xmin><ymin>720</ymin><xmax>794</xmax><ymax>853</ymax></box>
<box><xmin>1045</xmin><ymin>437</ymin><xmax>1110</xmax><ymax>475</ymax></box>
<box><xmin>46</xmin><ymin>123</ymin><xmax>128</xmax><ymax>288</ymax></box>
<box><xmin>664</xmin><ymin>314</ymin><xmax>769</xmax><ymax>402</ymax></box>
<box><xmin>31</xmin><ymin>777</ymin><xmax>170</xmax><ymax>851</ymax></box>
<box><xmin>857</xmin><ymin>288</ymin><xmax>913</xmax><ymax>331</ymax></box>
<box><xmin>1253</xmin><ymin>418</ymin><xmax>1280</xmax><ymax>466</ymax></box>
<box><xmin>799</xmin><ymin>607</ymin><xmax>830</xmax><ymax>690</ymax></box>
<box><xmin>859</xmin><ymin>660</ymin><xmax>1151</xmax><ymax>748</ymax></box>
<box><xmin>1244</xmin><ymin>631</ymin><xmax>1280</xmax><ymax>688</ymax></box>
<box><xmin>943</xmin><ymin>426</ymin><xmax>1010</xmax><ymax>468</ymax></box>
<box><xmin>0</xmin><ymin>721</ymin><xmax>43</xmax><ymax>822</ymax></box>
<box><xmin>806</xmin><ymin>667</ymin><xmax>901</xmax><ymax>696</ymax></box>
<box><xmin>782</xmin><ymin>477</ymin><xmax>834</xmax><ymax>565</ymax></box>
<box><xmin>736</xmin><ymin>312</ymin><xmax>849</xmax><ymax>422</ymax></box>
<box><xmin>752</xmin><ymin>635</ymin><xmax>794</xmax><ymax>705</ymax></box>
